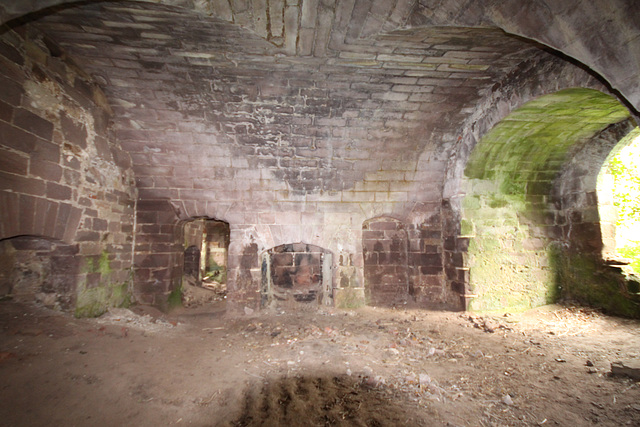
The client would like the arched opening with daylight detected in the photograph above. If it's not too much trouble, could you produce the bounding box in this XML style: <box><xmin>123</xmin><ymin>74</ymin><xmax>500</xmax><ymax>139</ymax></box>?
<box><xmin>180</xmin><ymin>218</ymin><xmax>230</xmax><ymax>307</ymax></box>
<box><xmin>597</xmin><ymin>129</ymin><xmax>640</xmax><ymax>278</ymax></box>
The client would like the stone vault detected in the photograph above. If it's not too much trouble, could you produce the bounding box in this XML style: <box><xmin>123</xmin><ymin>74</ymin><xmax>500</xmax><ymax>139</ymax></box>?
<box><xmin>0</xmin><ymin>0</ymin><xmax>639</xmax><ymax>316</ymax></box>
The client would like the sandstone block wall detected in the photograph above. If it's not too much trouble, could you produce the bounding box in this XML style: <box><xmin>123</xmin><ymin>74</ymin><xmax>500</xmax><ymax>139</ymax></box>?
<box><xmin>0</xmin><ymin>25</ymin><xmax>136</xmax><ymax>316</ymax></box>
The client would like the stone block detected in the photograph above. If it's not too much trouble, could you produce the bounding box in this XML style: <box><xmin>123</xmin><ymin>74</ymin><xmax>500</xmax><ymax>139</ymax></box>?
<box><xmin>0</xmin><ymin>120</ymin><xmax>38</xmax><ymax>153</ymax></box>
<box><xmin>611</xmin><ymin>361</ymin><xmax>640</xmax><ymax>381</ymax></box>
<box><xmin>13</xmin><ymin>108</ymin><xmax>54</xmax><ymax>141</ymax></box>
<box><xmin>0</xmin><ymin>148</ymin><xmax>27</xmax><ymax>175</ymax></box>
<box><xmin>0</xmin><ymin>99</ymin><xmax>13</xmax><ymax>122</ymax></box>
<box><xmin>32</xmin><ymin>139</ymin><xmax>60</xmax><ymax>163</ymax></box>
<box><xmin>30</xmin><ymin>160</ymin><xmax>63</xmax><ymax>182</ymax></box>
<box><xmin>46</xmin><ymin>182</ymin><xmax>72</xmax><ymax>201</ymax></box>
<box><xmin>0</xmin><ymin>171</ymin><xmax>46</xmax><ymax>196</ymax></box>
<box><xmin>0</xmin><ymin>74</ymin><xmax>24</xmax><ymax>106</ymax></box>
<box><xmin>60</xmin><ymin>113</ymin><xmax>87</xmax><ymax>148</ymax></box>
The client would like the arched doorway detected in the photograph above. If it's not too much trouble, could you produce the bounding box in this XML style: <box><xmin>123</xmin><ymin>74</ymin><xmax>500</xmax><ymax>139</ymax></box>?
<box><xmin>181</xmin><ymin>218</ymin><xmax>230</xmax><ymax>306</ymax></box>
<box><xmin>597</xmin><ymin>129</ymin><xmax>640</xmax><ymax>277</ymax></box>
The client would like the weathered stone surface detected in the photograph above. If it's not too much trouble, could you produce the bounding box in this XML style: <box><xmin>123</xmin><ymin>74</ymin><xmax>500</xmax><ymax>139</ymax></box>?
<box><xmin>0</xmin><ymin>0</ymin><xmax>637</xmax><ymax>315</ymax></box>
<box><xmin>611</xmin><ymin>361</ymin><xmax>640</xmax><ymax>381</ymax></box>
<box><xmin>0</xmin><ymin>24</ymin><xmax>137</xmax><ymax>316</ymax></box>
<box><xmin>459</xmin><ymin>89</ymin><xmax>632</xmax><ymax>313</ymax></box>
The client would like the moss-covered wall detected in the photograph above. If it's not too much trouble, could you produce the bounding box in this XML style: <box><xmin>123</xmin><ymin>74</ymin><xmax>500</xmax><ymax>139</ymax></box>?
<box><xmin>549</xmin><ymin>246</ymin><xmax>640</xmax><ymax>317</ymax></box>
<box><xmin>462</xmin><ymin>88</ymin><xmax>631</xmax><ymax>312</ymax></box>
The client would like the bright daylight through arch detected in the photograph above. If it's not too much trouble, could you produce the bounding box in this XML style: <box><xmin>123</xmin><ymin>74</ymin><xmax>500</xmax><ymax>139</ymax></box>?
<box><xmin>598</xmin><ymin>129</ymin><xmax>640</xmax><ymax>276</ymax></box>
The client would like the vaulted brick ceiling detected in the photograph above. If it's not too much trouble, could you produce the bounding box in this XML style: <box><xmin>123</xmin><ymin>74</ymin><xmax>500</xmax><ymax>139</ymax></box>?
<box><xmin>31</xmin><ymin>1</ymin><xmax>550</xmax><ymax>202</ymax></box>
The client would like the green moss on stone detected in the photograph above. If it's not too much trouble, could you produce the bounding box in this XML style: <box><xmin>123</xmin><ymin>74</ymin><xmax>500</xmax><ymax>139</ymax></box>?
<box><xmin>75</xmin><ymin>253</ymin><xmax>131</xmax><ymax>317</ymax></box>
<box><xmin>97</xmin><ymin>251</ymin><xmax>112</xmax><ymax>276</ymax></box>
<box><xmin>334</xmin><ymin>287</ymin><xmax>365</xmax><ymax>309</ymax></box>
<box><xmin>461</xmin><ymin>89</ymin><xmax>631</xmax><ymax>314</ymax></box>
<box><xmin>460</xmin><ymin>219</ymin><xmax>474</xmax><ymax>236</ymax></box>
<box><xmin>83</xmin><ymin>251</ymin><xmax>112</xmax><ymax>276</ymax></box>
<box><xmin>75</xmin><ymin>282</ymin><xmax>131</xmax><ymax>318</ymax></box>
<box><xmin>167</xmin><ymin>286</ymin><xmax>183</xmax><ymax>309</ymax></box>
<box><xmin>548</xmin><ymin>246</ymin><xmax>640</xmax><ymax>318</ymax></box>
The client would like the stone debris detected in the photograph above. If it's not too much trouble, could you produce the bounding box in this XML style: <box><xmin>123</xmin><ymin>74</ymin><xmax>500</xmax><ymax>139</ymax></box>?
<box><xmin>182</xmin><ymin>276</ymin><xmax>226</xmax><ymax>307</ymax></box>
<box><xmin>610</xmin><ymin>360</ymin><xmax>640</xmax><ymax>380</ymax></box>
<box><xmin>502</xmin><ymin>394</ymin><xmax>514</xmax><ymax>405</ymax></box>
<box><xmin>464</xmin><ymin>314</ymin><xmax>503</xmax><ymax>333</ymax></box>
<box><xmin>419</xmin><ymin>373</ymin><xmax>431</xmax><ymax>386</ymax></box>
<box><xmin>96</xmin><ymin>308</ymin><xmax>176</xmax><ymax>333</ymax></box>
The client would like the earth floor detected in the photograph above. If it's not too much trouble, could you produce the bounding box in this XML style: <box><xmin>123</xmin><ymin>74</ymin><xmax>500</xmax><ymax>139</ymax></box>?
<box><xmin>1</xmin><ymin>298</ymin><xmax>639</xmax><ymax>426</ymax></box>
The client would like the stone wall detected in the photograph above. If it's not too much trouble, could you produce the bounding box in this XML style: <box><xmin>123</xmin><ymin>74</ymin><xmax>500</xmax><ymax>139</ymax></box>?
<box><xmin>0</xmin><ymin>24</ymin><xmax>136</xmax><ymax>315</ymax></box>
<box><xmin>132</xmin><ymin>199</ymin><xmax>181</xmax><ymax>307</ymax></box>
<box><xmin>32</xmin><ymin>3</ymin><xmax>544</xmax><ymax>310</ymax></box>
<box><xmin>550</xmin><ymin>120</ymin><xmax>640</xmax><ymax>317</ymax></box>
<box><xmin>0</xmin><ymin>237</ymin><xmax>78</xmax><ymax>309</ymax></box>
<box><xmin>363</xmin><ymin>217</ymin><xmax>409</xmax><ymax>306</ymax></box>
<box><xmin>441</xmin><ymin>52</ymin><xmax>618</xmax><ymax>311</ymax></box>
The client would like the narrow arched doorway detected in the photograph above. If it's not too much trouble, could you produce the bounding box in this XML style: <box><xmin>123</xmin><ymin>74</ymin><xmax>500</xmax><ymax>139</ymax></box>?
<box><xmin>597</xmin><ymin>129</ymin><xmax>640</xmax><ymax>277</ymax></box>
<box><xmin>181</xmin><ymin>218</ymin><xmax>230</xmax><ymax>307</ymax></box>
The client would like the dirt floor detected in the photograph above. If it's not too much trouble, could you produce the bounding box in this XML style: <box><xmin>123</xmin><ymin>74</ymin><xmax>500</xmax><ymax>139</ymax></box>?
<box><xmin>1</xmin><ymin>298</ymin><xmax>640</xmax><ymax>427</ymax></box>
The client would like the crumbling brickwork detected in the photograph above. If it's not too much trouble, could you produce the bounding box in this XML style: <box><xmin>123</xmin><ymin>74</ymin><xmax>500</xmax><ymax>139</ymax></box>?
<box><xmin>0</xmin><ymin>25</ymin><xmax>136</xmax><ymax>315</ymax></box>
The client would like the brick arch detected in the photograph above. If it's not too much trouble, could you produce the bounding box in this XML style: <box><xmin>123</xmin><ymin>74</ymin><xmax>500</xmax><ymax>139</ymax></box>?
<box><xmin>555</xmin><ymin>120</ymin><xmax>637</xmax><ymax>258</ymax></box>
<box><xmin>442</xmin><ymin>53</ymin><xmax>610</xmax><ymax>201</ymax></box>
<box><xmin>0</xmin><ymin>194</ymin><xmax>82</xmax><ymax>243</ymax></box>
<box><xmin>0</xmin><ymin>20</ymin><xmax>137</xmax><ymax>316</ymax></box>
<box><xmin>439</xmin><ymin>55</ymin><xmax>620</xmax><ymax>310</ymax></box>
<box><xmin>552</xmin><ymin>121</ymin><xmax>640</xmax><ymax>316</ymax></box>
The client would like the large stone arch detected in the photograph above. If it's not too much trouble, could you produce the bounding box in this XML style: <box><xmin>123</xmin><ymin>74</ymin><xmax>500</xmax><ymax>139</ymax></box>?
<box><xmin>4</xmin><ymin>0</ymin><xmax>638</xmax><ymax>316</ymax></box>
<box><xmin>458</xmin><ymin>88</ymin><xmax>640</xmax><ymax>315</ymax></box>
<box><xmin>438</xmin><ymin>54</ymin><xmax>611</xmax><ymax>307</ymax></box>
